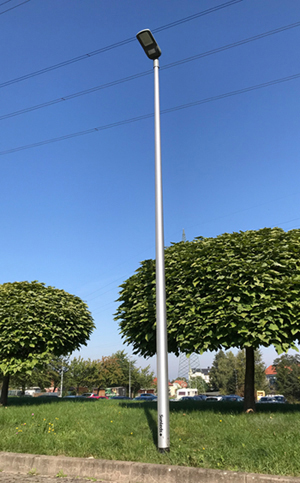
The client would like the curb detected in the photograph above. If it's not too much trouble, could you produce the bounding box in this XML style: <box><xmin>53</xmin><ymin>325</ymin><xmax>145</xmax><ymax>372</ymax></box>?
<box><xmin>0</xmin><ymin>452</ymin><xmax>299</xmax><ymax>483</ymax></box>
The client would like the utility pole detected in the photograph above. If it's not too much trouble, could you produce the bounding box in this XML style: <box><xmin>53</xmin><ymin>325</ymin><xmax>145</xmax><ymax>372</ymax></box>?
<box><xmin>129</xmin><ymin>355</ymin><xmax>132</xmax><ymax>399</ymax></box>
<box><xmin>60</xmin><ymin>364</ymin><xmax>63</xmax><ymax>398</ymax></box>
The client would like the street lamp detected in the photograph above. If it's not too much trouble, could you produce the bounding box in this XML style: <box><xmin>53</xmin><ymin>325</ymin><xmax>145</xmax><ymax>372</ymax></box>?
<box><xmin>136</xmin><ymin>29</ymin><xmax>170</xmax><ymax>453</ymax></box>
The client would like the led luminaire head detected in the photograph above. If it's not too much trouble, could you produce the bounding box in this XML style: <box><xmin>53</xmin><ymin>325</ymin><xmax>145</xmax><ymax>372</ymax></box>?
<box><xmin>136</xmin><ymin>29</ymin><xmax>161</xmax><ymax>60</ymax></box>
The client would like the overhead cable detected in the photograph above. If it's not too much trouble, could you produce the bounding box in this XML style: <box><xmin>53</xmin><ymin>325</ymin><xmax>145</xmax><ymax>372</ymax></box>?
<box><xmin>0</xmin><ymin>0</ymin><xmax>13</xmax><ymax>7</ymax></box>
<box><xmin>0</xmin><ymin>71</ymin><xmax>299</xmax><ymax>156</ymax></box>
<box><xmin>0</xmin><ymin>0</ymin><xmax>30</xmax><ymax>15</ymax></box>
<box><xmin>0</xmin><ymin>0</ymin><xmax>242</xmax><ymax>89</ymax></box>
<box><xmin>0</xmin><ymin>20</ymin><xmax>299</xmax><ymax>122</ymax></box>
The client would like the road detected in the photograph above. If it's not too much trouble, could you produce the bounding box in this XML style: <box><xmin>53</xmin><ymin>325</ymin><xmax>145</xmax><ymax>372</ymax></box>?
<box><xmin>0</xmin><ymin>472</ymin><xmax>113</xmax><ymax>482</ymax></box>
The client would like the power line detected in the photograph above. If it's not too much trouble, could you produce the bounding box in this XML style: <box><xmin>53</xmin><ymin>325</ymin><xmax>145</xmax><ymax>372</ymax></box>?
<box><xmin>153</xmin><ymin>0</ymin><xmax>242</xmax><ymax>33</ymax></box>
<box><xmin>162</xmin><ymin>20</ymin><xmax>300</xmax><ymax>71</ymax></box>
<box><xmin>0</xmin><ymin>0</ymin><xmax>30</xmax><ymax>15</ymax></box>
<box><xmin>0</xmin><ymin>71</ymin><xmax>299</xmax><ymax>157</ymax></box>
<box><xmin>1</xmin><ymin>20</ymin><xmax>299</xmax><ymax>122</ymax></box>
<box><xmin>0</xmin><ymin>113</ymin><xmax>154</xmax><ymax>155</ymax></box>
<box><xmin>160</xmin><ymin>72</ymin><xmax>300</xmax><ymax>115</ymax></box>
<box><xmin>0</xmin><ymin>0</ymin><xmax>242</xmax><ymax>89</ymax></box>
<box><xmin>0</xmin><ymin>0</ymin><xmax>14</xmax><ymax>7</ymax></box>
<box><xmin>0</xmin><ymin>71</ymin><xmax>152</xmax><ymax>121</ymax></box>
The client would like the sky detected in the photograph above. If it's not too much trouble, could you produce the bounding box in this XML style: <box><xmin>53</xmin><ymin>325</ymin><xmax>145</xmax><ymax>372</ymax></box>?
<box><xmin>1</xmin><ymin>0</ymin><xmax>300</xmax><ymax>381</ymax></box>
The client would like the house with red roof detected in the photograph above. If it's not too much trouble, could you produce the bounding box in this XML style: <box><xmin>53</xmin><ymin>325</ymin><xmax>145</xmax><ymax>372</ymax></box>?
<box><xmin>265</xmin><ymin>365</ymin><xmax>277</xmax><ymax>386</ymax></box>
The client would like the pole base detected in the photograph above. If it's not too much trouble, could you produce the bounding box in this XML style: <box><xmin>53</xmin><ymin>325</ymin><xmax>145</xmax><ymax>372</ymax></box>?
<box><xmin>158</xmin><ymin>447</ymin><xmax>170</xmax><ymax>453</ymax></box>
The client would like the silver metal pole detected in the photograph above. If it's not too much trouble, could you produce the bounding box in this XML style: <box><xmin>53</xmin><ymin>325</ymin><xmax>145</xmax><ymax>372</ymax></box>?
<box><xmin>129</xmin><ymin>355</ymin><xmax>131</xmax><ymax>399</ymax></box>
<box><xmin>60</xmin><ymin>366</ymin><xmax>63</xmax><ymax>398</ymax></box>
<box><xmin>154</xmin><ymin>57</ymin><xmax>170</xmax><ymax>452</ymax></box>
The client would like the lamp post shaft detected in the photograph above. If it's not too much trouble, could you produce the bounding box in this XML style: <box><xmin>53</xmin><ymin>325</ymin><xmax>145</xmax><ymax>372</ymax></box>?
<box><xmin>154</xmin><ymin>58</ymin><xmax>170</xmax><ymax>452</ymax></box>
<box><xmin>60</xmin><ymin>367</ymin><xmax>63</xmax><ymax>398</ymax></box>
<box><xmin>129</xmin><ymin>355</ymin><xmax>131</xmax><ymax>399</ymax></box>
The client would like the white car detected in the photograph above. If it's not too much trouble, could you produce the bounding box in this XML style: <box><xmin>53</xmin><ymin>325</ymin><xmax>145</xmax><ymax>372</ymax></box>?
<box><xmin>25</xmin><ymin>387</ymin><xmax>42</xmax><ymax>396</ymax></box>
<box><xmin>205</xmin><ymin>396</ymin><xmax>223</xmax><ymax>402</ymax></box>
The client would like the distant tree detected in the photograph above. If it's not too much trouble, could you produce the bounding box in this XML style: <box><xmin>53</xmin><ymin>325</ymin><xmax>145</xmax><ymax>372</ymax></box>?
<box><xmin>111</xmin><ymin>351</ymin><xmax>131</xmax><ymax>387</ymax></box>
<box><xmin>44</xmin><ymin>355</ymin><xmax>70</xmax><ymax>393</ymax></box>
<box><xmin>210</xmin><ymin>349</ymin><xmax>268</xmax><ymax>396</ymax></box>
<box><xmin>10</xmin><ymin>365</ymin><xmax>51</xmax><ymax>394</ymax></box>
<box><xmin>0</xmin><ymin>281</ymin><xmax>94</xmax><ymax>405</ymax></box>
<box><xmin>209</xmin><ymin>350</ymin><xmax>235</xmax><ymax>394</ymax></box>
<box><xmin>190</xmin><ymin>376</ymin><xmax>208</xmax><ymax>394</ymax></box>
<box><xmin>67</xmin><ymin>357</ymin><xmax>95</xmax><ymax>393</ymax></box>
<box><xmin>273</xmin><ymin>354</ymin><xmax>300</xmax><ymax>402</ymax></box>
<box><xmin>115</xmin><ymin>228</ymin><xmax>300</xmax><ymax>411</ymax></box>
<box><xmin>10</xmin><ymin>355</ymin><xmax>70</xmax><ymax>395</ymax></box>
<box><xmin>112</xmin><ymin>351</ymin><xmax>154</xmax><ymax>396</ymax></box>
<box><xmin>91</xmin><ymin>356</ymin><xmax>123</xmax><ymax>392</ymax></box>
<box><xmin>133</xmin><ymin>365</ymin><xmax>155</xmax><ymax>395</ymax></box>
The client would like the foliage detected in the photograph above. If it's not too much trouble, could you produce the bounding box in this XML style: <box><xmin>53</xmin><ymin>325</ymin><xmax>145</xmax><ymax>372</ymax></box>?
<box><xmin>47</xmin><ymin>356</ymin><xmax>70</xmax><ymax>392</ymax></box>
<box><xmin>209</xmin><ymin>350</ymin><xmax>268</xmax><ymax>395</ymax></box>
<box><xmin>66</xmin><ymin>355</ymin><xmax>126</xmax><ymax>393</ymax></box>
<box><xmin>115</xmin><ymin>228</ymin><xmax>300</xmax><ymax>410</ymax></box>
<box><xmin>91</xmin><ymin>356</ymin><xmax>124</xmax><ymax>390</ymax></box>
<box><xmin>0</xmin><ymin>281</ymin><xmax>95</xmax><ymax>377</ymax></box>
<box><xmin>66</xmin><ymin>357</ymin><xmax>95</xmax><ymax>393</ymax></box>
<box><xmin>116</xmin><ymin>228</ymin><xmax>300</xmax><ymax>357</ymax></box>
<box><xmin>112</xmin><ymin>350</ymin><xmax>154</xmax><ymax>396</ymax></box>
<box><xmin>273</xmin><ymin>354</ymin><xmax>300</xmax><ymax>402</ymax></box>
<box><xmin>209</xmin><ymin>350</ymin><xmax>236</xmax><ymax>394</ymax></box>
<box><xmin>189</xmin><ymin>376</ymin><xmax>208</xmax><ymax>394</ymax></box>
<box><xmin>7</xmin><ymin>350</ymin><xmax>154</xmax><ymax>398</ymax></box>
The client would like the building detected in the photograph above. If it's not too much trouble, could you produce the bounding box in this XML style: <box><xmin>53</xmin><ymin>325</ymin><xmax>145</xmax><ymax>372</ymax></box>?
<box><xmin>265</xmin><ymin>365</ymin><xmax>277</xmax><ymax>387</ymax></box>
<box><xmin>189</xmin><ymin>367</ymin><xmax>210</xmax><ymax>385</ymax></box>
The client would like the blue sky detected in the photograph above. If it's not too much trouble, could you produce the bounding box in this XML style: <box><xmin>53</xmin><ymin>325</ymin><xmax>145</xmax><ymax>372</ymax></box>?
<box><xmin>1</xmin><ymin>0</ymin><xmax>300</xmax><ymax>380</ymax></box>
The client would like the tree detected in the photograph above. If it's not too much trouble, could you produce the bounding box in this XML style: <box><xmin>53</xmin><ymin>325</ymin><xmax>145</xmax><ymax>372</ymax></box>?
<box><xmin>9</xmin><ymin>355</ymin><xmax>70</xmax><ymax>395</ymax></box>
<box><xmin>91</xmin><ymin>356</ymin><xmax>124</xmax><ymax>392</ymax></box>
<box><xmin>112</xmin><ymin>351</ymin><xmax>154</xmax><ymax>396</ymax></box>
<box><xmin>0</xmin><ymin>281</ymin><xmax>95</xmax><ymax>405</ymax></box>
<box><xmin>209</xmin><ymin>349</ymin><xmax>268</xmax><ymax>396</ymax></box>
<box><xmin>273</xmin><ymin>354</ymin><xmax>300</xmax><ymax>402</ymax></box>
<box><xmin>209</xmin><ymin>350</ymin><xmax>235</xmax><ymax>394</ymax></box>
<box><xmin>67</xmin><ymin>357</ymin><xmax>95</xmax><ymax>393</ymax></box>
<box><xmin>190</xmin><ymin>376</ymin><xmax>208</xmax><ymax>394</ymax></box>
<box><xmin>132</xmin><ymin>365</ymin><xmax>155</xmax><ymax>395</ymax></box>
<box><xmin>115</xmin><ymin>228</ymin><xmax>300</xmax><ymax>411</ymax></box>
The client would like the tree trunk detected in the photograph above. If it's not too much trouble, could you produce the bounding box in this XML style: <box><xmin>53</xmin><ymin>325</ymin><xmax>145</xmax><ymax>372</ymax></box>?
<box><xmin>0</xmin><ymin>375</ymin><xmax>10</xmax><ymax>406</ymax></box>
<box><xmin>243</xmin><ymin>347</ymin><xmax>255</xmax><ymax>412</ymax></box>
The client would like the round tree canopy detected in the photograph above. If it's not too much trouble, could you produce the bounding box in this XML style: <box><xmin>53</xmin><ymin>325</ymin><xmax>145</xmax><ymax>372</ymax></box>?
<box><xmin>0</xmin><ymin>281</ymin><xmax>95</xmax><ymax>375</ymax></box>
<box><xmin>115</xmin><ymin>228</ymin><xmax>300</xmax><ymax>357</ymax></box>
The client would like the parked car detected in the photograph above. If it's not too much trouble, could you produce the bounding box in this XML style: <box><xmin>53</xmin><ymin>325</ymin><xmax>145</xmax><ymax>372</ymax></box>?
<box><xmin>25</xmin><ymin>387</ymin><xmax>42</xmax><ymax>396</ymax></box>
<box><xmin>63</xmin><ymin>395</ymin><xmax>86</xmax><ymax>400</ymax></box>
<box><xmin>109</xmin><ymin>396</ymin><xmax>131</xmax><ymax>400</ymax></box>
<box><xmin>273</xmin><ymin>395</ymin><xmax>286</xmax><ymax>404</ymax></box>
<box><xmin>205</xmin><ymin>396</ymin><xmax>223</xmax><ymax>402</ymax></box>
<box><xmin>134</xmin><ymin>394</ymin><xmax>157</xmax><ymax>401</ymax></box>
<box><xmin>8</xmin><ymin>389</ymin><xmax>22</xmax><ymax>397</ymax></box>
<box><xmin>193</xmin><ymin>395</ymin><xmax>207</xmax><ymax>401</ymax></box>
<box><xmin>257</xmin><ymin>396</ymin><xmax>277</xmax><ymax>404</ymax></box>
<box><xmin>82</xmin><ymin>393</ymin><xmax>108</xmax><ymax>399</ymax></box>
<box><xmin>179</xmin><ymin>396</ymin><xmax>195</xmax><ymax>401</ymax></box>
<box><xmin>221</xmin><ymin>395</ymin><xmax>243</xmax><ymax>402</ymax></box>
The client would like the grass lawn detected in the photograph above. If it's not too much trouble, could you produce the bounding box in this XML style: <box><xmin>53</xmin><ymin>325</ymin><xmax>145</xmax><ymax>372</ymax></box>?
<box><xmin>0</xmin><ymin>398</ymin><xmax>300</xmax><ymax>476</ymax></box>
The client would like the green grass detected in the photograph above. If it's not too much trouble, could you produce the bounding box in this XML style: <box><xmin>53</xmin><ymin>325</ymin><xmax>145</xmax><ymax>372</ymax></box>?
<box><xmin>1</xmin><ymin>398</ymin><xmax>300</xmax><ymax>476</ymax></box>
